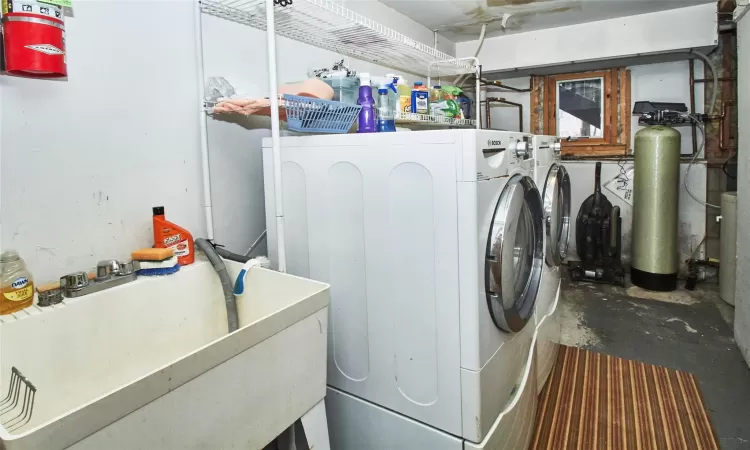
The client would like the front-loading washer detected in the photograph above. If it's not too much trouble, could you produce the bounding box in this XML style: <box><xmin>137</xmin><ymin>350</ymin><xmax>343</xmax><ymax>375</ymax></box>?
<box><xmin>262</xmin><ymin>130</ymin><xmax>545</xmax><ymax>449</ymax></box>
<box><xmin>531</xmin><ymin>134</ymin><xmax>571</xmax><ymax>392</ymax></box>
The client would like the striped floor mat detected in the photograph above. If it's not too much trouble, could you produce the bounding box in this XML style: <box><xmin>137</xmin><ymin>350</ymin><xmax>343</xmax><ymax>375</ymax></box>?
<box><xmin>530</xmin><ymin>346</ymin><xmax>719</xmax><ymax>449</ymax></box>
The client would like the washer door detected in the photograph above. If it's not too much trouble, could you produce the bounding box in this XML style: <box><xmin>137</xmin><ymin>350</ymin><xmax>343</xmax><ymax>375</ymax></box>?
<box><xmin>485</xmin><ymin>174</ymin><xmax>544</xmax><ymax>332</ymax></box>
<box><xmin>542</xmin><ymin>164</ymin><xmax>571</xmax><ymax>266</ymax></box>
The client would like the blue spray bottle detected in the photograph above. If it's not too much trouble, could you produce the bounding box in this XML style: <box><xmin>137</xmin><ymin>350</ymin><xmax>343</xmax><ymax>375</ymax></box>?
<box><xmin>376</xmin><ymin>84</ymin><xmax>396</xmax><ymax>132</ymax></box>
<box><xmin>357</xmin><ymin>73</ymin><xmax>376</xmax><ymax>133</ymax></box>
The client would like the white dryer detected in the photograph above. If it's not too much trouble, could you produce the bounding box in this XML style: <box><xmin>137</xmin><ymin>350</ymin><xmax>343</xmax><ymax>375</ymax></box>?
<box><xmin>263</xmin><ymin>130</ymin><xmax>545</xmax><ymax>449</ymax></box>
<box><xmin>531</xmin><ymin>134</ymin><xmax>571</xmax><ymax>391</ymax></box>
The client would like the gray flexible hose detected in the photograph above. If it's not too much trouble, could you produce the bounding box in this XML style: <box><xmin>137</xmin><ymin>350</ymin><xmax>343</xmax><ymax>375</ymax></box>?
<box><xmin>214</xmin><ymin>246</ymin><xmax>250</xmax><ymax>264</ymax></box>
<box><xmin>195</xmin><ymin>238</ymin><xmax>239</xmax><ymax>332</ymax></box>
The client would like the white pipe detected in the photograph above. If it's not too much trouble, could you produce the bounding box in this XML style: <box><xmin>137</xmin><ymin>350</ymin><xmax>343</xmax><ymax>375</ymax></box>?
<box><xmin>194</xmin><ymin>1</ymin><xmax>214</xmax><ymax>239</ymax></box>
<box><xmin>265</xmin><ymin>0</ymin><xmax>287</xmax><ymax>272</ymax></box>
<box><xmin>454</xmin><ymin>24</ymin><xmax>486</xmax><ymax>86</ymax></box>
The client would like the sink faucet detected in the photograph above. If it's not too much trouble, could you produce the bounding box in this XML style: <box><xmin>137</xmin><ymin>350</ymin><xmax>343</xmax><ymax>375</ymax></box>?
<box><xmin>60</xmin><ymin>260</ymin><xmax>138</xmax><ymax>298</ymax></box>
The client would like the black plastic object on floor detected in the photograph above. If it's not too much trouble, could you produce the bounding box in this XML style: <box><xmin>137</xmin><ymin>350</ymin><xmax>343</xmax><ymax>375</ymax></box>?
<box><xmin>569</xmin><ymin>162</ymin><xmax>625</xmax><ymax>286</ymax></box>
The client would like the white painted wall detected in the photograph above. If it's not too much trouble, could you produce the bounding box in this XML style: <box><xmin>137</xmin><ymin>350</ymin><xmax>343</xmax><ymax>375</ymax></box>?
<box><xmin>0</xmin><ymin>0</ymin><xmax>450</xmax><ymax>283</ymax></box>
<box><xmin>1</xmin><ymin>1</ymin><xmax>205</xmax><ymax>283</ymax></box>
<box><xmin>733</xmin><ymin>5</ymin><xmax>750</xmax><ymax>368</ymax></box>
<box><xmin>457</xmin><ymin>3</ymin><xmax>718</xmax><ymax>73</ymax></box>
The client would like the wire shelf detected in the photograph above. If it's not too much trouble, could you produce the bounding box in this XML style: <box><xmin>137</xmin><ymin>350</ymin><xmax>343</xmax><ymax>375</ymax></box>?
<box><xmin>200</xmin><ymin>0</ymin><xmax>475</xmax><ymax>77</ymax></box>
<box><xmin>396</xmin><ymin>112</ymin><xmax>476</xmax><ymax>129</ymax></box>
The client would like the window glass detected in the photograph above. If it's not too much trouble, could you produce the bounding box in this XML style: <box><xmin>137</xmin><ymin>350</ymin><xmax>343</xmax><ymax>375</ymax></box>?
<box><xmin>556</xmin><ymin>78</ymin><xmax>604</xmax><ymax>139</ymax></box>
<box><xmin>512</xmin><ymin>203</ymin><xmax>533</xmax><ymax>304</ymax></box>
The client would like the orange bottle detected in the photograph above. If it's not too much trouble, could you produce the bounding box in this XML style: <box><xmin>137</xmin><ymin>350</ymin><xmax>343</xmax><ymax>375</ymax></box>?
<box><xmin>152</xmin><ymin>206</ymin><xmax>194</xmax><ymax>266</ymax></box>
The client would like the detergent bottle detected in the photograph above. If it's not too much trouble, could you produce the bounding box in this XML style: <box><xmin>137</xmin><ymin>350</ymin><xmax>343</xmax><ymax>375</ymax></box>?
<box><xmin>457</xmin><ymin>93</ymin><xmax>472</xmax><ymax>120</ymax></box>
<box><xmin>430</xmin><ymin>85</ymin><xmax>445</xmax><ymax>112</ymax></box>
<box><xmin>442</xmin><ymin>85</ymin><xmax>466</xmax><ymax>119</ymax></box>
<box><xmin>411</xmin><ymin>81</ymin><xmax>429</xmax><ymax>114</ymax></box>
<box><xmin>153</xmin><ymin>206</ymin><xmax>195</xmax><ymax>266</ymax></box>
<box><xmin>357</xmin><ymin>73</ymin><xmax>377</xmax><ymax>133</ymax></box>
<box><xmin>396</xmin><ymin>77</ymin><xmax>411</xmax><ymax>117</ymax></box>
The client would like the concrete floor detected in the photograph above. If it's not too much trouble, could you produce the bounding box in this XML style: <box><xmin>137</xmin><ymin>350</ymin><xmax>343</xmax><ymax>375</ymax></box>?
<box><xmin>559</xmin><ymin>272</ymin><xmax>750</xmax><ymax>449</ymax></box>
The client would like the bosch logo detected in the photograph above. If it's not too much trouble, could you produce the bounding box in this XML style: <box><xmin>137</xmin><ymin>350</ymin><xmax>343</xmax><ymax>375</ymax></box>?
<box><xmin>487</xmin><ymin>139</ymin><xmax>503</xmax><ymax>146</ymax></box>
<box><xmin>11</xmin><ymin>277</ymin><xmax>28</xmax><ymax>289</ymax></box>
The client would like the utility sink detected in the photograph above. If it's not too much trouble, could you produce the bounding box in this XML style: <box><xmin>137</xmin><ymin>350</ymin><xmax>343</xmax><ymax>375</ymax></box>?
<box><xmin>0</xmin><ymin>259</ymin><xmax>330</xmax><ymax>449</ymax></box>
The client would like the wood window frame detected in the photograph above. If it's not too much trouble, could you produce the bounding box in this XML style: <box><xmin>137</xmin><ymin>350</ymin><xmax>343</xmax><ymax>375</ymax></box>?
<box><xmin>531</xmin><ymin>68</ymin><xmax>631</xmax><ymax>157</ymax></box>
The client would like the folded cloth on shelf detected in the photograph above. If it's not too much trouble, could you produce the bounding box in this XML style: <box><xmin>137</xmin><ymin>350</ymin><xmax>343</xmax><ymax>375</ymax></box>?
<box><xmin>212</xmin><ymin>79</ymin><xmax>335</xmax><ymax>117</ymax></box>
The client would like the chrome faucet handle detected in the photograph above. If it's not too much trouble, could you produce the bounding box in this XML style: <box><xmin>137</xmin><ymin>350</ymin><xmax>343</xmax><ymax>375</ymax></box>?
<box><xmin>60</xmin><ymin>272</ymin><xmax>89</xmax><ymax>291</ymax></box>
<box><xmin>62</xmin><ymin>262</ymin><xmax>137</xmax><ymax>299</ymax></box>
<box><xmin>95</xmin><ymin>260</ymin><xmax>121</xmax><ymax>281</ymax></box>
<box><xmin>116</xmin><ymin>261</ymin><xmax>136</xmax><ymax>276</ymax></box>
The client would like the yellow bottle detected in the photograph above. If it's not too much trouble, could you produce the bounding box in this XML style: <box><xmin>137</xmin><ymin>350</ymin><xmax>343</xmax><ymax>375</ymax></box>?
<box><xmin>396</xmin><ymin>77</ymin><xmax>412</xmax><ymax>116</ymax></box>
<box><xmin>1</xmin><ymin>250</ymin><xmax>34</xmax><ymax>315</ymax></box>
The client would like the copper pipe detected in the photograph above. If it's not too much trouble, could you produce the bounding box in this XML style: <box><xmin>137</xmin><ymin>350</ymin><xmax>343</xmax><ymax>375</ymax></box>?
<box><xmin>482</xmin><ymin>78</ymin><xmax>533</xmax><ymax>92</ymax></box>
<box><xmin>694</xmin><ymin>77</ymin><xmax>737</xmax><ymax>82</ymax></box>
<box><xmin>705</xmin><ymin>100</ymin><xmax>738</xmax><ymax>151</ymax></box>
<box><xmin>719</xmin><ymin>100</ymin><xmax>736</xmax><ymax>151</ymax></box>
<box><xmin>689</xmin><ymin>59</ymin><xmax>698</xmax><ymax>155</ymax></box>
<box><xmin>482</xmin><ymin>97</ymin><xmax>524</xmax><ymax>132</ymax></box>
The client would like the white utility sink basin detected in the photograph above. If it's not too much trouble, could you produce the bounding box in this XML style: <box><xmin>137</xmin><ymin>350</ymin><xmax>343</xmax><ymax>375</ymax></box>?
<box><xmin>0</xmin><ymin>259</ymin><xmax>330</xmax><ymax>449</ymax></box>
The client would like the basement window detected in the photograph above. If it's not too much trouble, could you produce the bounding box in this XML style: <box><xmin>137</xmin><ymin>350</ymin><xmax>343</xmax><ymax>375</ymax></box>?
<box><xmin>556</xmin><ymin>77</ymin><xmax>604</xmax><ymax>139</ymax></box>
<box><xmin>533</xmin><ymin>69</ymin><xmax>631</xmax><ymax>157</ymax></box>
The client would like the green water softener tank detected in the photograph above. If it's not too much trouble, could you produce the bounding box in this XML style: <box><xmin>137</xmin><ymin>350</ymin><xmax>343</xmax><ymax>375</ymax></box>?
<box><xmin>631</xmin><ymin>125</ymin><xmax>681</xmax><ymax>291</ymax></box>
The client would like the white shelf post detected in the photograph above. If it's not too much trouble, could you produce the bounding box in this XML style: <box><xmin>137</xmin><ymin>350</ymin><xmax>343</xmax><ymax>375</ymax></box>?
<box><xmin>266</xmin><ymin>0</ymin><xmax>287</xmax><ymax>273</ymax></box>
<box><xmin>195</xmin><ymin>0</ymin><xmax>215</xmax><ymax>239</ymax></box>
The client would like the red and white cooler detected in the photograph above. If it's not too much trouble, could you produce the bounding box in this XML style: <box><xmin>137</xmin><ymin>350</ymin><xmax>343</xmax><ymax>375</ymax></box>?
<box><xmin>1</xmin><ymin>0</ymin><xmax>66</xmax><ymax>77</ymax></box>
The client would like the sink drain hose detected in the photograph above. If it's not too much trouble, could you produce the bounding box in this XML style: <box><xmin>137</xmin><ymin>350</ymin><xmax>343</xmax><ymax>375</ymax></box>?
<box><xmin>195</xmin><ymin>238</ymin><xmax>239</xmax><ymax>333</ymax></box>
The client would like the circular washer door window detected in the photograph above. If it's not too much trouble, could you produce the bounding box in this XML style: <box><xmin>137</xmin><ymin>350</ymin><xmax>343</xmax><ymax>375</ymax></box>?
<box><xmin>485</xmin><ymin>174</ymin><xmax>544</xmax><ymax>332</ymax></box>
<box><xmin>542</xmin><ymin>163</ymin><xmax>571</xmax><ymax>266</ymax></box>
